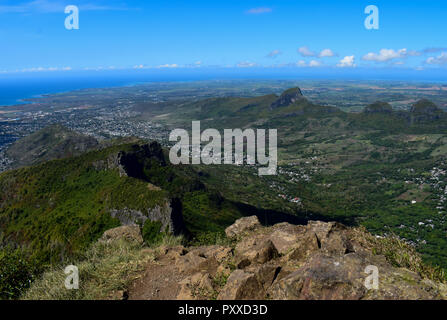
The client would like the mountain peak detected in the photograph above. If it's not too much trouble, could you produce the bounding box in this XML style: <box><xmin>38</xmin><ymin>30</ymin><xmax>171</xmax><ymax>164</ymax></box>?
<box><xmin>409</xmin><ymin>99</ymin><xmax>444</xmax><ymax>123</ymax></box>
<box><xmin>6</xmin><ymin>124</ymin><xmax>99</xmax><ymax>169</ymax></box>
<box><xmin>411</xmin><ymin>99</ymin><xmax>441</xmax><ymax>114</ymax></box>
<box><xmin>270</xmin><ymin>87</ymin><xmax>304</xmax><ymax>109</ymax></box>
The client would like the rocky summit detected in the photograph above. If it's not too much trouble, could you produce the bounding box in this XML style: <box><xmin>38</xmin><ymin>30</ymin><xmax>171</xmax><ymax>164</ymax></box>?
<box><xmin>270</xmin><ymin>87</ymin><xmax>304</xmax><ymax>109</ymax></box>
<box><xmin>124</xmin><ymin>216</ymin><xmax>447</xmax><ymax>300</ymax></box>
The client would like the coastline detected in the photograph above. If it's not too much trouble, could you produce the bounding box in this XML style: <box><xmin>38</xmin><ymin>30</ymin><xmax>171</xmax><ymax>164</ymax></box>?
<box><xmin>0</xmin><ymin>76</ymin><xmax>151</xmax><ymax>108</ymax></box>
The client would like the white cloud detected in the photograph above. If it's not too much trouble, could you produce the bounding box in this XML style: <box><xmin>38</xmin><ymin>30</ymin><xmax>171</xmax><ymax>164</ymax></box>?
<box><xmin>156</xmin><ymin>64</ymin><xmax>179</xmax><ymax>69</ymax></box>
<box><xmin>0</xmin><ymin>66</ymin><xmax>73</xmax><ymax>73</ymax></box>
<box><xmin>298</xmin><ymin>47</ymin><xmax>336</xmax><ymax>58</ymax></box>
<box><xmin>246</xmin><ymin>7</ymin><xmax>272</xmax><ymax>15</ymax></box>
<box><xmin>408</xmin><ymin>50</ymin><xmax>422</xmax><ymax>57</ymax></box>
<box><xmin>296</xmin><ymin>60</ymin><xmax>322</xmax><ymax>67</ymax></box>
<box><xmin>237</xmin><ymin>61</ymin><xmax>258</xmax><ymax>68</ymax></box>
<box><xmin>426</xmin><ymin>52</ymin><xmax>447</xmax><ymax>65</ymax></box>
<box><xmin>21</xmin><ymin>66</ymin><xmax>72</xmax><ymax>72</ymax></box>
<box><xmin>319</xmin><ymin>48</ymin><xmax>335</xmax><ymax>58</ymax></box>
<box><xmin>337</xmin><ymin>56</ymin><xmax>356</xmax><ymax>68</ymax></box>
<box><xmin>309</xmin><ymin>60</ymin><xmax>322</xmax><ymax>67</ymax></box>
<box><xmin>298</xmin><ymin>46</ymin><xmax>316</xmax><ymax>57</ymax></box>
<box><xmin>362</xmin><ymin>48</ymin><xmax>417</xmax><ymax>62</ymax></box>
<box><xmin>267</xmin><ymin>50</ymin><xmax>282</xmax><ymax>58</ymax></box>
<box><xmin>83</xmin><ymin>66</ymin><xmax>118</xmax><ymax>71</ymax></box>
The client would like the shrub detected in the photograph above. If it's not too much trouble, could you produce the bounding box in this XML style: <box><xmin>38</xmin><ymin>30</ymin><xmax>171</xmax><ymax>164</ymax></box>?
<box><xmin>142</xmin><ymin>220</ymin><xmax>164</xmax><ymax>245</ymax></box>
<box><xmin>0</xmin><ymin>247</ymin><xmax>39</xmax><ymax>300</ymax></box>
<box><xmin>190</xmin><ymin>231</ymin><xmax>233</xmax><ymax>247</ymax></box>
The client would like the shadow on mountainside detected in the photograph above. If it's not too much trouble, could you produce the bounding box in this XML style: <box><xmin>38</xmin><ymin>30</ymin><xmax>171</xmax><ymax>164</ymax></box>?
<box><xmin>230</xmin><ymin>200</ymin><xmax>358</xmax><ymax>228</ymax></box>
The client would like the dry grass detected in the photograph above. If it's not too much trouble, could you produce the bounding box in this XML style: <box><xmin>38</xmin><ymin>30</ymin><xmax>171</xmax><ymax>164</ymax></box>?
<box><xmin>155</xmin><ymin>234</ymin><xmax>185</xmax><ymax>247</ymax></box>
<box><xmin>352</xmin><ymin>226</ymin><xmax>445</xmax><ymax>283</ymax></box>
<box><xmin>21</xmin><ymin>239</ymin><xmax>155</xmax><ymax>300</ymax></box>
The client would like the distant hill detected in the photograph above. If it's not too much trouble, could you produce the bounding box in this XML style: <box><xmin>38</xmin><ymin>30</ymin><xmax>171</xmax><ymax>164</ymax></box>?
<box><xmin>410</xmin><ymin>99</ymin><xmax>445</xmax><ymax>123</ymax></box>
<box><xmin>173</xmin><ymin>87</ymin><xmax>341</xmax><ymax>130</ymax></box>
<box><xmin>411</xmin><ymin>99</ymin><xmax>442</xmax><ymax>114</ymax></box>
<box><xmin>6</xmin><ymin>124</ymin><xmax>99</xmax><ymax>169</ymax></box>
<box><xmin>155</xmin><ymin>88</ymin><xmax>446</xmax><ymax>135</ymax></box>
<box><xmin>364</xmin><ymin>101</ymin><xmax>393</xmax><ymax>114</ymax></box>
<box><xmin>354</xmin><ymin>99</ymin><xmax>447</xmax><ymax>132</ymax></box>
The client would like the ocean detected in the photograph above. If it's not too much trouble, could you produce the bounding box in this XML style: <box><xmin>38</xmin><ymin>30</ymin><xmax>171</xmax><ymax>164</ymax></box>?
<box><xmin>0</xmin><ymin>73</ymin><xmax>154</xmax><ymax>107</ymax></box>
<box><xmin>1</xmin><ymin>68</ymin><xmax>446</xmax><ymax>107</ymax></box>
<box><xmin>0</xmin><ymin>69</ymin><xmax>246</xmax><ymax>107</ymax></box>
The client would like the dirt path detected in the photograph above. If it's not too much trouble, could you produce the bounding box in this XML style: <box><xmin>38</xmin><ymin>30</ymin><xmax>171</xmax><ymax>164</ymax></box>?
<box><xmin>128</xmin><ymin>245</ymin><xmax>225</xmax><ymax>300</ymax></box>
<box><xmin>128</xmin><ymin>250</ymin><xmax>184</xmax><ymax>300</ymax></box>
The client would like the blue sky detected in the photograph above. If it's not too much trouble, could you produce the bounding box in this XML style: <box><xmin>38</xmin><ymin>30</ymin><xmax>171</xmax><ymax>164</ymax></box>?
<box><xmin>1</xmin><ymin>0</ymin><xmax>447</xmax><ymax>77</ymax></box>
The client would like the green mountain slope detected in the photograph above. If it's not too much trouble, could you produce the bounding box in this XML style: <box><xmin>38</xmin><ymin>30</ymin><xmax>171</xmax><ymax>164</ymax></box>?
<box><xmin>1</xmin><ymin>143</ymin><xmax>165</xmax><ymax>264</ymax></box>
<box><xmin>0</xmin><ymin>137</ymin><xmax>308</xmax><ymax>267</ymax></box>
<box><xmin>6</xmin><ymin>124</ymin><xmax>99</xmax><ymax>169</ymax></box>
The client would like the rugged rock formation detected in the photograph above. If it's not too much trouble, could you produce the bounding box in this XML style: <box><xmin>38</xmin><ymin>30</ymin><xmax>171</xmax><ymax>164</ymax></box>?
<box><xmin>93</xmin><ymin>142</ymin><xmax>187</xmax><ymax>235</ymax></box>
<box><xmin>127</xmin><ymin>217</ymin><xmax>447</xmax><ymax>300</ymax></box>
<box><xmin>270</xmin><ymin>87</ymin><xmax>304</xmax><ymax>109</ymax></box>
<box><xmin>100</xmin><ymin>225</ymin><xmax>143</xmax><ymax>244</ymax></box>
<box><xmin>101</xmin><ymin>141</ymin><xmax>167</xmax><ymax>178</ymax></box>
<box><xmin>110</xmin><ymin>198</ymin><xmax>185</xmax><ymax>235</ymax></box>
<box><xmin>225</xmin><ymin>215</ymin><xmax>261</xmax><ymax>238</ymax></box>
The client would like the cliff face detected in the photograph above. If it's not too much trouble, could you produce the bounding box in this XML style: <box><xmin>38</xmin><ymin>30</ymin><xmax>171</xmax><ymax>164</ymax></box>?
<box><xmin>126</xmin><ymin>216</ymin><xmax>446</xmax><ymax>300</ymax></box>
<box><xmin>104</xmin><ymin>142</ymin><xmax>186</xmax><ymax>235</ymax></box>
<box><xmin>270</xmin><ymin>87</ymin><xmax>304</xmax><ymax>109</ymax></box>
<box><xmin>105</xmin><ymin>141</ymin><xmax>167</xmax><ymax>179</ymax></box>
<box><xmin>109</xmin><ymin>198</ymin><xmax>185</xmax><ymax>235</ymax></box>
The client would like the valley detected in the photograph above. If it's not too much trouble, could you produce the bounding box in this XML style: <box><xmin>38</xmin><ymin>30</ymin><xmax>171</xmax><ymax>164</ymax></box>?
<box><xmin>2</xmin><ymin>80</ymin><xmax>447</xmax><ymax>299</ymax></box>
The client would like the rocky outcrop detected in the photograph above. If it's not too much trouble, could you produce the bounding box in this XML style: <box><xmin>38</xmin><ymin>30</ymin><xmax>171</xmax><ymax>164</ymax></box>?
<box><xmin>110</xmin><ymin>198</ymin><xmax>185</xmax><ymax>235</ymax></box>
<box><xmin>104</xmin><ymin>142</ymin><xmax>166</xmax><ymax>178</ymax></box>
<box><xmin>94</xmin><ymin>141</ymin><xmax>187</xmax><ymax>235</ymax></box>
<box><xmin>225</xmin><ymin>215</ymin><xmax>261</xmax><ymax>238</ymax></box>
<box><xmin>217</xmin><ymin>270</ymin><xmax>265</xmax><ymax>300</ymax></box>
<box><xmin>128</xmin><ymin>216</ymin><xmax>447</xmax><ymax>300</ymax></box>
<box><xmin>235</xmin><ymin>237</ymin><xmax>278</xmax><ymax>268</ymax></box>
<box><xmin>270</xmin><ymin>87</ymin><xmax>304</xmax><ymax>109</ymax></box>
<box><xmin>99</xmin><ymin>225</ymin><xmax>143</xmax><ymax>244</ymax></box>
